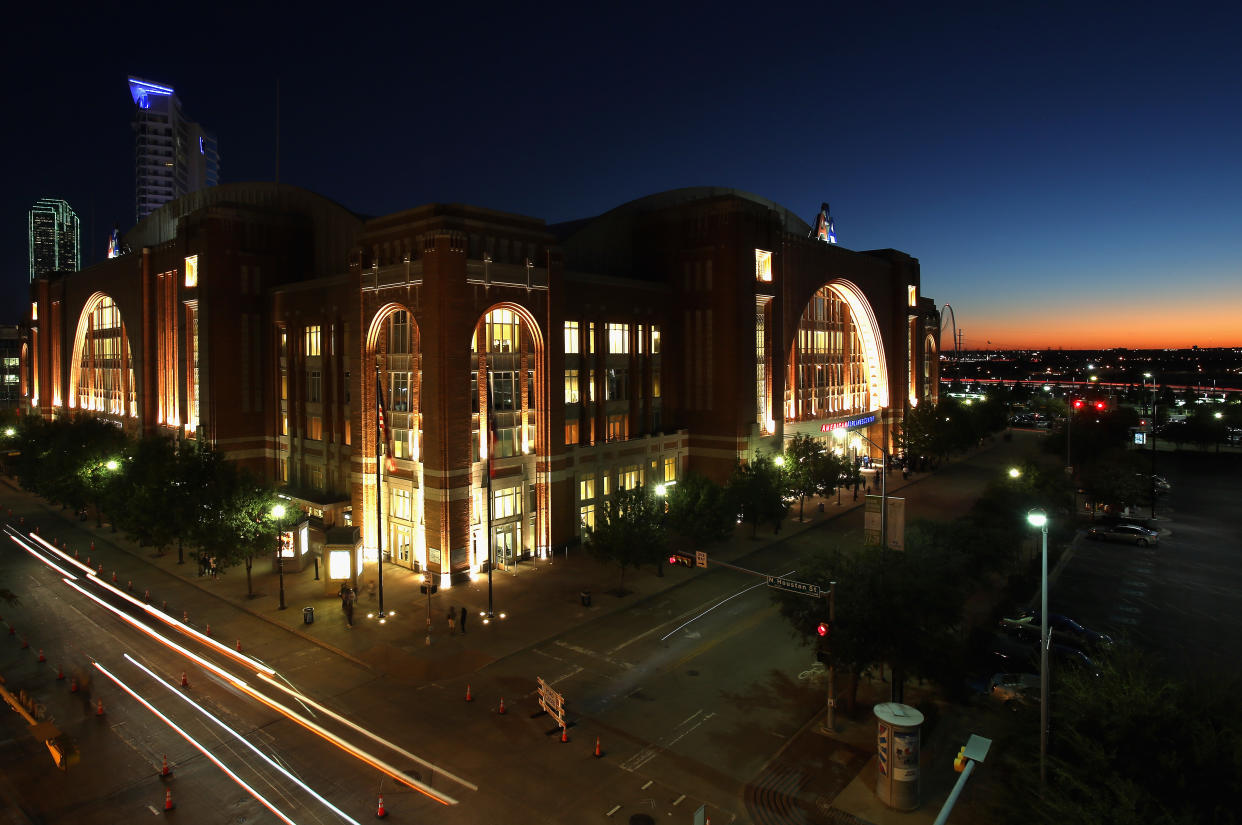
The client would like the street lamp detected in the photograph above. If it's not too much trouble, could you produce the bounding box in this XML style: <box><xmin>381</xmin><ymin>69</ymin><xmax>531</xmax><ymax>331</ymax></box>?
<box><xmin>1026</xmin><ymin>509</ymin><xmax>1050</xmax><ymax>792</ymax></box>
<box><xmin>1008</xmin><ymin>467</ymin><xmax>1022</xmax><ymax>479</ymax></box>
<box><xmin>272</xmin><ymin>503</ymin><xmax>287</xmax><ymax>611</ymax></box>
<box><xmin>1144</xmin><ymin>373</ymin><xmax>1157</xmax><ymax>518</ymax></box>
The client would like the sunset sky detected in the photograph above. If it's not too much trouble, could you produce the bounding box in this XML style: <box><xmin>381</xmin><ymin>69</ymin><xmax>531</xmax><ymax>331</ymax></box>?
<box><xmin>4</xmin><ymin>2</ymin><xmax>1240</xmax><ymax>348</ymax></box>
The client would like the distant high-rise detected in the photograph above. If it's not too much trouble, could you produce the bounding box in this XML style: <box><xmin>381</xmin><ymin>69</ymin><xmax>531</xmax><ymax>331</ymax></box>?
<box><xmin>28</xmin><ymin>198</ymin><xmax>80</xmax><ymax>281</ymax></box>
<box><xmin>129</xmin><ymin>76</ymin><xmax>220</xmax><ymax>223</ymax></box>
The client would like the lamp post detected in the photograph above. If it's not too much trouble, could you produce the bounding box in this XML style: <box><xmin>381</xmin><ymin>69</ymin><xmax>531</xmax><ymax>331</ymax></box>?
<box><xmin>272</xmin><ymin>503</ymin><xmax>287</xmax><ymax>611</ymax></box>
<box><xmin>1026</xmin><ymin>510</ymin><xmax>1050</xmax><ymax>792</ymax></box>
<box><xmin>1144</xmin><ymin>373</ymin><xmax>1157</xmax><ymax>518</ymax></box>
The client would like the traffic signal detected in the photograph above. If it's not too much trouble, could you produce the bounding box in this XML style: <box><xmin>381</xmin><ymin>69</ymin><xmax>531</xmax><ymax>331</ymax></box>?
<box><xmin>668</xmin><ymin>552</ymin><xmax>695</xmax><ymax>567</ymax></box>
<box><xmin>816</xmin><ymin>621</ymin><xmax>830</xmax><ymax>637</ymax></box>
<box><xmin>1072</xmin><ymin>399</ymin><xmax>1084</xmax><ymax>409</ymax></box>
<box><xmin>1094</xmin><ymin>400</ymin><xmax>1106</xmax><ymax>411</ymax></box>
<box><xmin>954</xmin><ymin>745</ymin><xmax>968</xmax><ymax>773</ymax></box>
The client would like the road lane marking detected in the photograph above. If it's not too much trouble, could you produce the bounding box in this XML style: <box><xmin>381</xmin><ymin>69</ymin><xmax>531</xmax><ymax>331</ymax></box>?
<box><xmin>658</xmin><ymin>569</ymin><xmax>795</xmax><ymax>643</ymax></box>
<box><xmin>606</xmin><ymin>804</ymin><xmax>621</xmax><ymax>816</ymax></box>
<box><xmin>641</xmin><ymin>780</ymin><xmax>653</xmax><ymax>789</ymax></box>
<box><xmin>673</xmin><ymin>794</ymin><xmax>685</xmax><ymax>806</ymax></box>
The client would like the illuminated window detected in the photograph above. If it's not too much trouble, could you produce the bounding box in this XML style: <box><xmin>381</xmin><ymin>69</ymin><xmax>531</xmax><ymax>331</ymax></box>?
<box><xmin>653</xmin><ymin>371</ymin><xmax>661</xmax><ymax>398</ymax></box>
<box><xmin>618</xmin><ymin>466</ymin><xmax>640</xmax><ymax>490</ymax></box>
<box><xmin>304</xmin><ymin>325</ymin><xmax>321</xmax><ymax>356</ymax></box>
<box><xmin>393</xmin><ymin>524</ymin><xmax>412</xmax><ymax>562</ymax></box>
<box><xmin>492</xmin><ymin>487</ymin><xmax>521</xmax><ymax>518</ymax></box>
<box><xmin>637</xmin><ymin>324</ymin><xmax>644</xmax><ymax>354</ymax></box>
<box><xmin>564</xmin><ymin>368</ymin><xmax>580</xmax><ymax>403</ymax></box>
<box><xmin>607</xmin><ymin>323</ymin><xmax>629</xmax><ymax>354</ymax></box>
<box><xmin>588</xmin><ymin>369</ymin><xmax>596</xmax><ymax>403</ymax></box>
<box><xmin>564</xmin><ymin>321</ymin><xmax>579</xmax><ymax>354</ymax></box>
<box><xmin>579</xmin><ymin>476</ymin><xmax>595</xmax><ymax>501</ymax></box>
<box><xmin>651</xmin><ymin>326</ymin><xmax>661</xmax><ymax>354</ymax></box>
<box><xmin>31</xmin><ymin>302</ymin><xmax>37</xmax><ymax>321</ymax></box>
<box><xmin>281</xmin><ymin>413</ymin><xmax>288</xmax><ymax>436</ymax></box>
<box><xmin>665</xmin><ymin>457</ymin><xmax>677</xmax><ymax>482</ymax></box>
<box><xmin>564</xmin><ymin>419</ymin><xmax>579</xmax><ymax>445</ymax></box>
<box><xmin>755</xmin><ymin>249</ymin><xmax>773</xmax><ymax>282</ymax></box>
<box><xmin>588</xmin><ymin>322</ymin><xmax>595</xmax><ymax>354</ymax></box>
<box><xmin>908</xmin><ymin>285</ymin><xmax>917</xmax><ymax>306</ymax></box>
<box><xmin>603</xmin><ymin>474</ymin><xmax>610</xmax><ymax>496</ymax></box>
<box><xmin>579</xmin><ymin>504</ymin><xmax>595</xmax><ymax>530</ymax></box>
<box><xmin>281</xmin><ymin>374</ymin><xmax>288</xmax><ymax>400</ymax></box>
<box><xmin>184</xmin><ymin>254</ymin><xmax>198</xmax><ymax>288</ymax></box>
<box><xmin>344</xmin><ymin>418</ymin><xmax>351</xmax><ymax>446</ymax></box>
<box><xmin>307</xmin><ymin>415</ymin><xmax>323</xmax><ymax>440</ymax></box>
<box><xmin>391</xmin><ymin>488</ymin><xmax>412</xmax><ymax>520</ymax></box>
<box><xmin>607</xmin><ymin>413</ymin><xmax>627</xmax><ymax>442</ymax></box>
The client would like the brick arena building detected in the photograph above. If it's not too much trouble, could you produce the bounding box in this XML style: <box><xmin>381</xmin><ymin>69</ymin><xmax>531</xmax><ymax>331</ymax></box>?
<box><xmin>23</xmin><ymin>183</ymin><xmax>939</xmax><ymax>588</ymax></box>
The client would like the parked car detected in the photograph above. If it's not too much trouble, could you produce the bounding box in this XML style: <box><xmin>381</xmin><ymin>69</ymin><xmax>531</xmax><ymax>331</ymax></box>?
<box><xmin>1006</xmin><ymin>611</ymin><xmax>1114</xmax><ymax>651</ymax></box>
<box><xmin>1086</xmin><ymin>523</ymin><xmax>1159</xmax><ymax>546</ymax></box>
<box><xmin>988</xmin><ymin>672</ymin><xmax>1039</xmax><ymax>708</ymax></box>
<box><xmin>987</xmin><ymin>633</ymin><xmax>1101</xmax><ymax>677</ymax></box>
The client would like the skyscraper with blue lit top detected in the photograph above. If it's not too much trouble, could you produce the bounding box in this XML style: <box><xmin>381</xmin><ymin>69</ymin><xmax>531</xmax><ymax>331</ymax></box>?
<box><xmin>129</xmin><ymin>76</ymin><xmax>220</xmax><ymax>223</ymax></box>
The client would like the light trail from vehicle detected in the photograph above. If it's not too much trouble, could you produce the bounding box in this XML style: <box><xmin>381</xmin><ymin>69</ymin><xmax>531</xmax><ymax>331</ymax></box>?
<box><xmin>125</xmin><ymin>653</ymin><xmax>363</xmax><ymax>825</ymax></box>
<box><xmin>12</xmin><ymin>523</ymin><xmax>465</xmax><ymax>806</ymax></box>
<box><xmin>20</xmin><ymin>529</ymin><xmax>276</xmax><ymax>675</ymax></box>
<box><xmin>659</xmin><ymin>567</ymin><xmax>797</xmax><ymax>642</ymax></box>
<box><xmin>58</xmin><ymin>576</ymin><xmax>459</xmax><ymax>805</ymax></box>
<box><xmin>254</xmin><ymin>672</ymin><xmax>479</xmax><ymax>793</ymax></box>
<box><xmin>93</xmin><ymin>661</ymin><xmax>300</xmax><ymax>825</ymax></box>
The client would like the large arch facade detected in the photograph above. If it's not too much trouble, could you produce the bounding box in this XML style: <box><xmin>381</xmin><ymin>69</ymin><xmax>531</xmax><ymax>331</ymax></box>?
<box><xmin>784</xmin><ymin>279</ymin><xmax>890</xmax><ymax>424</ymax></box>
<box><xmin>469</xmin><ymin>303</ymin><xmax>547</xmax><ymax>572</ymax></box>
<box><xmin>68</xmin><ymin>292</ymin><xmax>139</xmax><ymax>423</ymax></box>
<box><xmin>362</xmin><ymin>302</ymin><xmax>425</xmax><ymax>572</ymax></box>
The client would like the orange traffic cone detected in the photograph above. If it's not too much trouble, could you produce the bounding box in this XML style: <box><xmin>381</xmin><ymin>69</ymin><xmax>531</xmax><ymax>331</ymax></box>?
<box><xmin>96</xmin><ymin>699</ymin><xmax>105</xmax><ymax>717</ymax></box>
<box><xmin>90</xmin><ymin>541</ymin><xmax>95</xmax><ymax>552</ymax></box>
<box><xmin>593</xmin><ymin>737</ymin><xmax>603</xmax><ymax>758</ymax></box>
<box><xmin>160</xmin><ymin>754</ymin><xmax>173</xmax><ymax>778</ymax></box>
<box><xmin>144</xmin><ymin>589</ymin><xmax>150</xmax><ymax>602</ymax></box>
<box><xmin>465</xmin><ymin>684</ymin><xmax>473</xmax><ymax>702</ymax></box>
<box><xmin>112</xmin><ymin>571</ymin><xmax>117</xmax><ymax>583</ymax></box>
<box><xmin>75</xmin><ymin>549</ymin><xmax>80</xmax><ymax>559</ymax></box>
<box><xmin>70</xmin><ymin>677</ymin><xmax>79</xmax><ymax>693</ymax></box>
<box><xmin>56</xmin><ymin>664</ymin><xmax>65</xmax><ymax>680</ymax></box>
<box><xmin>236</xmin><ymin>639</ymin><xmax>242</xmax><ymax>652</ymax></box>
<box><xmin>497</xmin><ymin>697</ymin><xmax>506</xmax><ymax>714</ymax></box>
<box><xmin>205</xmin><ymin>623</ymin><xmax>211</xmax><ymax>637</ymax></box>
<box><xmin>180</xmin><ymin>672</ymin><xmax>189</xmax><ymax>688</ymax></box>
<box><xmin>85</xmin><ymin>556</ymin><xmax>91</xmax><ymax>567</ymax></box>
<box><xmin>376</xmin><ymin>793</ymin><xmax>388</xmax><ymax>818</ymax></box>
<box><xmin>38</xmin><ymin>648</ymin><xmax>46</xmax><ymax>662</ymax></box>
<box><xmin>163</xmin><ymin>788</ymin><xmax>176</xmax><ymax>811</ymax></box>
<box><xmin>560</xmin><ymin>726</ymin><xmax>570</xmax><ymax>743</ymax></box>
<box><xmin>183</xmin><ymin>611</ymin><xmax>189</xmax><ymax>624</ymax></box>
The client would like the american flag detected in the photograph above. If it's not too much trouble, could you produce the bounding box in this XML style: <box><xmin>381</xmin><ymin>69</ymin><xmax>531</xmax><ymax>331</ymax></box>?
<box><xmin>376</xmin><ymin>374</ymin><xmax>397</xmax><ymax>473</ymax></box>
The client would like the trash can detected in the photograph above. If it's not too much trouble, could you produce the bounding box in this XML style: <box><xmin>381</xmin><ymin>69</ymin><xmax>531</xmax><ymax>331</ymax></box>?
<box><xmin>303</xmin><ymin>606</ymin><xmax>314</xmax><ymax>625</ymax></box>
<box><xmin>580</xmin><ymin>591</ymin><xmax>592</xmax><ymax>607</ymax></box>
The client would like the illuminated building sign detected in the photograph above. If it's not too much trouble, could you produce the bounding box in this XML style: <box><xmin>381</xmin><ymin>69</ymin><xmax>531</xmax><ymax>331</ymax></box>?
<box><xmin>107</xmin><ymin>228</ymin><xmax>120</xmax><ymax>259</ymax></box>
<box><xmin>820</xmin><ymin>412</ymin><xmax>878</xmax><ymax>433</ymax></box>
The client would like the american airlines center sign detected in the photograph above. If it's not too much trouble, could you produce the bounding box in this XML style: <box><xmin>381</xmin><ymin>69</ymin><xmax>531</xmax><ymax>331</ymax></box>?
<box><xmin>820</xmin><ymin>413</ymin><xmax>878</xmax><ymax>433</ymax></box>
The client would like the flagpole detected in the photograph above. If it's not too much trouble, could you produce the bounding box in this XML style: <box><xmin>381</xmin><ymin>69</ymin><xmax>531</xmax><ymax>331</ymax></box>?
<box><xmin>485</xmin><ymin>365</ymin><xmax>494</xmax><ymax>620</ymax></box>
<box><xmin>375</xmin><ymin>360</ymin><xmax>386</xmax><ymax>618</ymax></box>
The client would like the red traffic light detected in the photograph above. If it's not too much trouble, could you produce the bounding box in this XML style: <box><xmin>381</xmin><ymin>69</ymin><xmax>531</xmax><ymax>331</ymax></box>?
<box><xmin>1094</xmin><ymin>401</ymin><xmax>1105</xmax><ymax>410</ymax></box>
<box><xmin>668</xmin><ymin>555</ymin><xmax>678</xmax><ymax>566</ymax></box>
<box><xmin>1072</xmin><ymin>399</ymin><xmax>1084</xmax><ymax>409</ymax></box>
<box><xmin>816</xmin><ymin>621</ymin><xmax>830</xmax><ymax>637</ymax></box>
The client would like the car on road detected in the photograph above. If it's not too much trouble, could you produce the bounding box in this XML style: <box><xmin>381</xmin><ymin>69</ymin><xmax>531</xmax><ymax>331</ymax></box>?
<box><xmin>1004</xmin><ymin>611</ymin><xmax>1114</xmax><ymax>651</ymax></box>
<box><xmin>987</xmin><ymin>633</ymin><xmax>1102</xmax><ymax>677</ymax></box>
<box><xmin>1086</xmin><ymin>523</ymin><xmax>1160</xmax><ymax>546</ymax></box>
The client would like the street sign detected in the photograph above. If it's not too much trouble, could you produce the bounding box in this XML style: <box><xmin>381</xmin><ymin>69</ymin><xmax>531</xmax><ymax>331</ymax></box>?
<box><xmin>695</xmin><ymin>550</ymin><xmax>707</xmax><ymax>569</ymax></box>
<box><xmin>536</xmin><ymin>676</ymin><xmax>566</xmax><ymax>727</ymax></box>
<box><xmin>765</xmin><ymin>576</ymin><xmax>822</xmax><ymax>597</ymax></box>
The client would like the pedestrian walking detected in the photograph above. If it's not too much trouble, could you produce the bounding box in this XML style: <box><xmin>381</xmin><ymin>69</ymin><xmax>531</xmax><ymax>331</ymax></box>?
<box><xmin>447</xmin><ymin>606</ymin><xmax>456</xmax><ymax>635</ymax></box>
<box><xmin>342</xmin><ymin>586</ymin><xmax>356</xmax><ymax>628</ymax></box>
<box><xmin>459</xmin><ymin>606</ymin><xmax>468</xmax><ymax>634</ymax></box>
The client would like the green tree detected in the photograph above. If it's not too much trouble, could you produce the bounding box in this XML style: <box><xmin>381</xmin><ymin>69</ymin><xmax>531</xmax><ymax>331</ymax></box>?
<box><xmin>782</xmin><ymin>433</ymin><xmax>825</xmax><ymax>521</ymax></box>
<box><xmin>1079</xmin><ymin>449</ymin><xmax>1152</xmax><ymax>515</ymax></box>
<box><xmin>583</xmin><ymin>487</ymin><xmax>666</xmax><ymax>592</ymax></box>
<box><xmin>663</xmin><ymin>472</ymin><xmax>733</xmax><ymax>554</ymax></box>
<box><xmin>996</xmin><ymin>645</ymin><xmax>1242</xmax><ymax>825</ymax></box>
<box><xmin>726</xmin><ymin>455</ymin><xmax>787</xmax><ymax>537</ymax></box>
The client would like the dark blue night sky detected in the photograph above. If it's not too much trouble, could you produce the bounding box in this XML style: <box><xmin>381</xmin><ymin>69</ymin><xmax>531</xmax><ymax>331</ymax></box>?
<box><xmin>5</xmin><ymin>1</ymin><xmax>1240</xmax><ymax>347</ymax></box>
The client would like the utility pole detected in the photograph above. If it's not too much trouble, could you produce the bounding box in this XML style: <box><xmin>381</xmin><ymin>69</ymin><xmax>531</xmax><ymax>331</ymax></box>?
<box><xmin>826</xmin><ymin>580</ymin><xmax>837</xmax><ymax>731</ymax></box>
